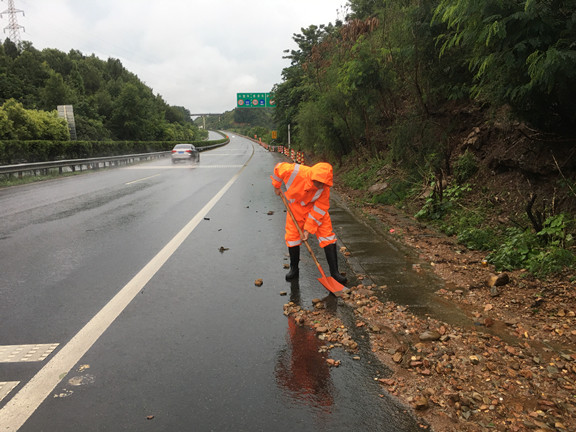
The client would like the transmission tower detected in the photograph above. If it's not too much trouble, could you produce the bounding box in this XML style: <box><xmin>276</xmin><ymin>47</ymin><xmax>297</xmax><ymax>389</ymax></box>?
<box><xmin>1</xmin><ymin>0</ymin><xmax>25</xmax><ymax>44</ymax></box>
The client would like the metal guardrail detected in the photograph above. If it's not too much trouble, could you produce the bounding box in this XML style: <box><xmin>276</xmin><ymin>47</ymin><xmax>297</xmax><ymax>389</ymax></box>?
<box><xmin>0</xmin><ymin>152</ymin><xmax>170</xmax><ymax>177</ymax></box>
<box><xmin>0</xmin><ymin>139</ymin><xmax>230</xmax><ymax>178</ymax></box>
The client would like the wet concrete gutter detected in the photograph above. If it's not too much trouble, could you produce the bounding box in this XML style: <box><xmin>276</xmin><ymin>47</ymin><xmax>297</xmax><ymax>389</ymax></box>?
<box><xmin>329</xmin><ymin>191</ymin><xmax>474</xmax><ymax>329</ymax></box>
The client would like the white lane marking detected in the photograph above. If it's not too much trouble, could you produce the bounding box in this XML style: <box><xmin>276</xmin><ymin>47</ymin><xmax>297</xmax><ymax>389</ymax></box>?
<box><xmin>0</xmin><ymin>145</ymin><xmax>254</xmax><ymax>431</ymax></box>
<box><xmin>0</xmin><ymin>383</ymin><xmax>19</xmax><ymax>404</ymax></box>
<box><xmin>197</xmin><ymin>165</ymin><xmax>243</xmax><ymax>168</ymax></box>
<box><xmin>0</xmin><ymin>345</ymin><xmax>59</xmax><ymax>363</ymax></box>
<box><xmin>123</xmin><ymin>165</ymin><xmax>192</xmax><ymax>170</ymax></box>
<box><xmin>201</xmin><ymin>153</ymin><xmax>247</xmax><ymax>156</ymax></box>
<box><xmin>123</xmin><ymin>165</ymin><xmax>242</xmax><ymax>170</ymax></box>
<box><xmin>125</xmin><ymin>174</ymin><xmax>161</xmax><ymax>185</ymax></box>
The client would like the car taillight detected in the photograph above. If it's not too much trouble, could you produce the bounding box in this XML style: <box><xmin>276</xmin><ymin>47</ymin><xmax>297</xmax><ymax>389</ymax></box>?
<box><xmin>171</xmin><ymin>150</ymin><xmax>177</xmax><ymax>153</ymax></box>
<box><xmin>186</xmin><ymin>150</ymin><xmax>192</xmax><ymax>153</ymax></box>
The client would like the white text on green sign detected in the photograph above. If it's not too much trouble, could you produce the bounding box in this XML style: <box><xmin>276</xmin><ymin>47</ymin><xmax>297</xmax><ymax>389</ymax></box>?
<box><xmin>237</xmin><ymin>93</ymin><xmax>275</xmax><ymax>108</ymax></box>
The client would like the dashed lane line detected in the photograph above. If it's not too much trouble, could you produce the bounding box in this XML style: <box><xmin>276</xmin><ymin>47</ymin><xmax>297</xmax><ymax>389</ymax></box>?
<box><xmin>0</xmin><ymin>344</ymin><xmax>59</xmax><ymax>363</ymax></box>
<box><xmin>125</xmin><ymin>174</ymin><xmax>161</xmax><ymax>185</ymax></box>
<box><xmin>0</xmin><ymin>383</ymin><xmax>19</xmax><ymax>404</ymax></box>
<box><xmin>197</xmin><ymin>165</ymin><xmax>244</xmax><ymax>168</ymax></box>
<box><xmin>124</xmin><ymin>165</ymin><xmax>243</xmax><ymax>170</ymax></box>
<box><xmin>0</xmin><ymin>344</ymin><xmax>60</xmax><ymax>405</ymax></box>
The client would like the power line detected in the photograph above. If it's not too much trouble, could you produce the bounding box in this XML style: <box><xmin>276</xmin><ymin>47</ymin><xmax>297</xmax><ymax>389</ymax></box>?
<box><xmin>1</xmin><ymin>0</ymin><xmax>25</xmax><ymax>44</ymax></box>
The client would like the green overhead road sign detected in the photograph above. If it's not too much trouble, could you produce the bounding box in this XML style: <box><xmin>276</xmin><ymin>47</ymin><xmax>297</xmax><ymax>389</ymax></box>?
<box><xmin>237</xmin><ymin>93</ymin><xmax>275</xmax><ymax>108</ymax></box>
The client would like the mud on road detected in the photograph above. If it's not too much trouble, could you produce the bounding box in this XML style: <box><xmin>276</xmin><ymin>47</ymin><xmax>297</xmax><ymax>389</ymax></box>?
<box><xmin>282</xmin><ymin>198</ymin><xmax>576</xmax><ymax>432</ymax></box>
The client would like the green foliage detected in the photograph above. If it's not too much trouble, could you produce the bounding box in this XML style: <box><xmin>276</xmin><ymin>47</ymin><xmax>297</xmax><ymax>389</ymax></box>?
<box><xmin>457</xmin><ymin>227</ymin><xmax>498</xmax><ymax>251</ymax></box>
<box><xmin>414</xmin><ymin>187</ymin><xmax>575</xmax><ymax>276</ymax></box>
<box><xmin>454</xmin><ymin>150</ymin><xmax>478</xmax><ymax>183</ymax></box>
<box><xmin>415</xmin><ymin>183</ymin><xmax>472</xmax><ymax>220</ymax></box>
<box><xmin>537</xmin><ymin>213</ymin><xmax>574</xmax><ymax>248</ymax></box>
<box><xmin>434</xmin><ymin>0</ymin><xmax>576</xmax><ymax>131</ymax></box>
<box><xmin>233</xmin><ymin>108</ymin><xmax>275</xmax><ymax>129</ymax></box>
<box><xmin>0</xmin><ymin>40</ymin><xmax>203</xmax><ymax>142</ymax></box>
<box><xmin>348</xmin><ymin>0</ymin><xmax>383</xmax><ymax>19</ymax></box>
<box><xmin>340</xmin><ymin>158</ymin><xmax>388</xmax><ymax>189</ymax></box>
<box><xmin>372</xmin><ymin>179</ymin><xmax>414</xmax><ymax>205</ymax></box>
<box><xmin>437</xmin><ymin>207</ymin><xmax>499</xmax><ymax>250</ymax></box>
<box><xmin>488</xmin><ymin>227</ymin><xmax>540</xmax><ymax>271</ymax></box>
<box><xmin>487</xmin><ymin>214</ymin><xmax>575</xmax><ymax>277</ymax></box>
<box><xmin>268</xmin><ymin>0</ymin><xmax>576</xmax><ymax>280</ymax></box>
<box><xmin>389</xmin><ymin>117</ymin><xmax>447</xmax><ymax>173</ymax></box>
<box><xmin>271</xmin><ymin>0</ymin><xmax>576</xmax><ymax>165</ymax></box>
<box><xmin>0</xmin><ymin>99</ymin><xmax>69</xmax><ymax>140</ymax></box>
<box><xmin>526</xmin><ymin>248</ymin><xmax>575</xmax><ymax>278</ymax></box>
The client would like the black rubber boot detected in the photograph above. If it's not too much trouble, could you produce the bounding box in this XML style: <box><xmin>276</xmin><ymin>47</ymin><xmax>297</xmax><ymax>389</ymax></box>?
<box><xmin>324</xmin><ymin>243</ymin><xmax>347</xmax><ymax>285</ymax></box>
<box><xmin>285</xmin><ymin>246</ymin><xmax>300</xmax><ymax>281</ymax></box>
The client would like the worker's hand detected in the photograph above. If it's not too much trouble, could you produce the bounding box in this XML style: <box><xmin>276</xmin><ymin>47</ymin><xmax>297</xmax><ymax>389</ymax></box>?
<box><xmin>301</xmin><ymin>230</ymin><xmax>310</xmax><ymax>241</ymax></box>
<box><xmin>274</xmin><ymin>188</ymin><xmax>281</xmax><ymax>196</ymax></box>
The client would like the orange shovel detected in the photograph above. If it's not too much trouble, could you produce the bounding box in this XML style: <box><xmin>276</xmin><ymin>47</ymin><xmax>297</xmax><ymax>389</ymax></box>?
<box><xmin>279</xmin><ymin>190</ymin><xmax>345</xmax><ymax>296</ymax></box>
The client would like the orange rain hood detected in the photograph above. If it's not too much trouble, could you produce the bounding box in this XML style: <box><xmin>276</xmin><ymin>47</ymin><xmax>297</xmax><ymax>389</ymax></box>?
<box><xmin>310</xmin><ymin>162</ymin><xmax>333</xmax><ymax>187</ymax></box>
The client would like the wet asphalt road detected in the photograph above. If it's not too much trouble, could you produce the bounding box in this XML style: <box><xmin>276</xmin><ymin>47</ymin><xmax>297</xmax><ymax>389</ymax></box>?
<box><xmin>0</xmin><ymin>135</ymin><xmax>425</xmax><ymax>431</ymax></box>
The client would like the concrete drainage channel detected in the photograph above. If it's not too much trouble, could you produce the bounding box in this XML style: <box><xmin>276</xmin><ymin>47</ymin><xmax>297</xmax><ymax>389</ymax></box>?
<box><xmin>330</xmin><ymin>192</ymin><xmax>473</xmax><ymax>328</ymax></box>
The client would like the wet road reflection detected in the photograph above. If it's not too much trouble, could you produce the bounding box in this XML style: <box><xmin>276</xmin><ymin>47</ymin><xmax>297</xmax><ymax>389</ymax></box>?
<box><xmin>2</xmin><ymin>140</ymin><xmax>431</xmax><ymax>431</ymax></box>
<box><xmin>276</xmin><ymin>315</ymin><xmax>334</xmax><ymax>412</ymax></box>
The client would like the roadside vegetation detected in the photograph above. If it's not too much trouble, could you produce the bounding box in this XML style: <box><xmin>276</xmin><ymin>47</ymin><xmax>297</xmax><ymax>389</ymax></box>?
<box><xmin>0</xmin><ymin>39</ymin><xmax>206</xmax><ymax>143</ymax></box>
<box><xmin>207</xmin><ymin>0</ymin><xmax>576</xmax><ymax>279</ymax></box>
<box><xmin>2</xmin><ymin>1</ymin><xmax>574</xmax><ymax>277</ymax></box>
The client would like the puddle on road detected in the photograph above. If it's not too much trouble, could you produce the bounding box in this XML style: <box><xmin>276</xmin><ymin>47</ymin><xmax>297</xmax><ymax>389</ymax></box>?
<box><xmin>275</xmin><ymin>313</ymin><xmax>427</xmax><ymax>431</ymax></box>
<box><xmin>275</xmin><ymin>315</ymin><xmax>335</xmax><ymax>410</ymax></box>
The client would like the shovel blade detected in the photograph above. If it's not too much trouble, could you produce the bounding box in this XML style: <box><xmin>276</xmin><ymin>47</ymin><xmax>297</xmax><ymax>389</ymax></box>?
<box><xmin>318</xmin><ymin>276</ymin><xmax>345</xmax><ymax>296</ymax></box>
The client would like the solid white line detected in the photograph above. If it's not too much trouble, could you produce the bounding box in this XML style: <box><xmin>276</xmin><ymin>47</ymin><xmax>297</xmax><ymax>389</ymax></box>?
<box><xmin>0</xmin><ymin>146</ymin><xmax>253</xmax><ymax>431</ymax></box>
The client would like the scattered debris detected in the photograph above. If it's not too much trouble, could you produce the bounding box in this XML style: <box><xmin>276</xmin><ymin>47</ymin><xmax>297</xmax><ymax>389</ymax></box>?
<box><xmin>254</xmin><ymin>279</ymin><xmax>263</xmax><ymax>287</ymax></box>
<box><xmin>53</xmin><ymin>389</ymin><xmax>74</xmax><ymax>398</ymax></box>
<box><xmin>315</xmin><ymin>191</ymin><xmax>576</xmax><ymax>431</ymax></box>
<box><xmin>488</xmin><ymin>272</ymin><xmax>510</xmax><ymax>287</ymax></box>
<box><xmin>68</xmin><ymin>374</ymin><xmax>95</xmax><ymax>386</ymax></box>
<box><xmin>326</xmin><ymin>358</ymin><xmax>341</xmax><ymax>367</ymax></box>
<box><xmin>282</xmin><ymin>269</ymin><xmax>576</xmax><ymax>431</ymax></box>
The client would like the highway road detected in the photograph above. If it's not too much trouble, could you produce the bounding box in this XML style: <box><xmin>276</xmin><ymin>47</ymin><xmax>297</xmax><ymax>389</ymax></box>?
<box><xmin>0</xmin><ymin>135</ymin><xmax>424</xmax><ymax>431</ymax></box>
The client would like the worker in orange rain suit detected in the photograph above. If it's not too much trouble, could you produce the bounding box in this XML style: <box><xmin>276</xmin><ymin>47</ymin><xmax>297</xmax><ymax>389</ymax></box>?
<box><xmin>271</xmin><ymin>162</ymin><xmax>347</xmax><ymax>284</ymax></box>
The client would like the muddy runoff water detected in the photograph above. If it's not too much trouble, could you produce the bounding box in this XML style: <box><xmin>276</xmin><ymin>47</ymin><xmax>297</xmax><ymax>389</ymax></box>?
<box><xmin>329</xmin><ymin>193</ymin><xmax>541</xmax><ymax>351</ymax></box>
<box><xmin>330</xmin><ymin>193</ymin><xmax>474</xmax><ymax>329</ymax></box>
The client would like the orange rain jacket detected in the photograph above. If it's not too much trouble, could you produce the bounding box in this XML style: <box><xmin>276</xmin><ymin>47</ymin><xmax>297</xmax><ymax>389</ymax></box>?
<box><xmin>271</xmin><ymin>162</ymin><xmax>337</xmax><ymax>248</ymax></box>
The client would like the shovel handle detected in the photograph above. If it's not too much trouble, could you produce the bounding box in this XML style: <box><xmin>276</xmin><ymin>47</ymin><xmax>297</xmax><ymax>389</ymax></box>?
<box><xmin>278</xmin><ymin>190</ymin><xmax>327</xmax><ymax>278</ymax></box>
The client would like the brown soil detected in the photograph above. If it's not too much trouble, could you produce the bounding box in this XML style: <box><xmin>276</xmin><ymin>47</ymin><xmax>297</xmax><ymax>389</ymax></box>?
<box><xmin>283</xmin><ymin>120</ymin><xmax>576</xmax><ymax>431</ymax></box>
<box><xmin>283</xmin><ymin>201</ymin><xmax>576</xmax><ymax>431</ymax></box>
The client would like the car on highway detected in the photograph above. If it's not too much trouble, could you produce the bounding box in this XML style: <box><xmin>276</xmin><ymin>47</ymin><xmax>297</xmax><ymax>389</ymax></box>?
<box><xmin>171</xmin><ymin>144</ymin><xmax>200</xmax><ymax>164</ymax></box>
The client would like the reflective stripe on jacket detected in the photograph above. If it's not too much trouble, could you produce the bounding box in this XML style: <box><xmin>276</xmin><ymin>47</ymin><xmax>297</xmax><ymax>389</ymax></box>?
<box><xmin>271</xmin><ymin>162</ymin><xmax>333</xmax><ymax>235</ymax></box>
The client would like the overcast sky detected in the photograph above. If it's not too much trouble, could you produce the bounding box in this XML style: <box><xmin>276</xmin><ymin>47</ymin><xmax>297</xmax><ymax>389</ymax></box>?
<box><xmin>5</xmin><ymin>0</ymin><xmax>344</xmax><ymax>114</ymax></box>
